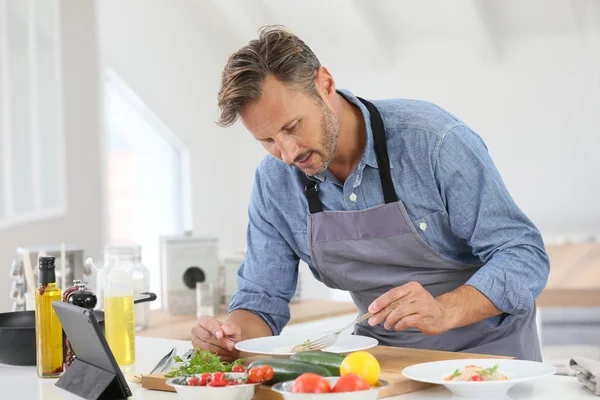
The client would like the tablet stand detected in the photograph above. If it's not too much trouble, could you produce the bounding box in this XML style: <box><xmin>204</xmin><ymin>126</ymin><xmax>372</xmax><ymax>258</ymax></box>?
<box><xmin>55</xmin><ymin>358</ymin><xmax>129</xmax><ymax>400</ymax></box>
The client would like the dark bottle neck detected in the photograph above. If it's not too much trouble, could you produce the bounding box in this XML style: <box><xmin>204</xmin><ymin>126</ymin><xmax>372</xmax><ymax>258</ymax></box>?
<box><xmin>39</xmin><ymin>268</ymin><xmax>56</xmax><ymax>286</ymax></box>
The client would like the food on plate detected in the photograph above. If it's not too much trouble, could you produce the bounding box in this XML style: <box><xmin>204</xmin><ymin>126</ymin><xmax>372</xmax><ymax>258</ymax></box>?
<box><xmin>291</xmin><ymin>373</ymin><xmax>332</xmax><ymax>393</ymax></box>
<box><xmin>290</xmin><ymin>351</ymin><xmax>346</xmax><ymax>375</ymax></box>
<box><xmin>183</xmin><ymin>365</ymin><xmax>274</xmax><ymax>387</ymax></box>
<box><xmin>444</xmin><ymin>364</ymin><xmax>508</xmax><ymax>381</ymax></box>
<box><xmin>248</xmin><ymin>358</ymin><xmax>333</xmax><ymax>384</ymax></box>
<box><xmin>331</xmin><ymin>373</ymin><xmax>371</xmax><ymax>392</ymax></box>
<box><xmin>164</xmin><ymin>348</ymin><xmax>244</xmax><ymax>377</ymax></box>
<box><xmin>186</xmin><ymin>372</ymin><xmax>238</xmax><ymax>386</ymax></box>
<box><xmin>291</xmin><ymin>339</ymin><xmax>313</xmax><ymax>353</ymax></box>
<box><xmin>340</xmin><ymin>351</ymin><xmax>381</xmax><ymax>386</ymax></box>
<box><xmin>290</xmin><ymin>372</ymin><xmax>373</xmax><ymax>394</ymax></box>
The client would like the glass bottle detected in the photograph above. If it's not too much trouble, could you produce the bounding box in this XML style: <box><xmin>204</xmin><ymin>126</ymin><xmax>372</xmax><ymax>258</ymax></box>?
<box><xmin>63</xmin><ymin>280</ymin><xmax>97</xmax><ymax>369</ymax></box>
<box><xmin>35</xmin><ymin>256</ymin><xmax>63</xmax><ymax>378</ymax></box>
<box><xmin>104</xmin><ymin>256</ymin><xmax>135</xmax><ymax>365</ymax></box>
<box><xmin>104</xmin><ymin>245</ymin><xmax>150</xmax><ymax>331</ymax></box>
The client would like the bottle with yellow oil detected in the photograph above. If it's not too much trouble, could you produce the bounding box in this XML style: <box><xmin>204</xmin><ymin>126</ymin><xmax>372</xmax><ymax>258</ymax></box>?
<box><xmin>35</xmin><ymin>256</ymin><xmax>63</xmax><ymax>378</ymax></box>
<box><xmin>104</xmin><ymin>256</ymin><xmax>135</xmax><ymax>365</ymax></box>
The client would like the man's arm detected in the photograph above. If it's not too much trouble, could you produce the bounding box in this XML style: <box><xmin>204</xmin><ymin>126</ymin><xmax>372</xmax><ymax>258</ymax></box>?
<box><xmin>227</xmin><ymin>165</ymin><xmax>300</xmax><ymax>334</ymax></box>
<box><xmin>434</xmin><ymin>124</ymin><xmax>549</xmax><ymax>329</ymax></box>
<box><xmin>369</xmin><ymin>125</ymin><xmax>549</xmax><ymax>333</ymax></box>
<box><xmin>436</xmin><ymin>285</ymin><xmax>501</xmax><ymax>330</ymax></box>
<box><xmin>192</xmin><ymin>165</ymin><xmax>300</xmax><ymax>360</ymax></box>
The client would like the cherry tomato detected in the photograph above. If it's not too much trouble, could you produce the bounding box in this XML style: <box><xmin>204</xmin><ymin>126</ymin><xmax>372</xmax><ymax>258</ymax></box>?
<box><xmin>198</xmin><ymin>374</ymin><xmax>209</xmax><ymax>386</ymax></box>
<box><xmin>291</xmin><ymin>373</ymin><xmax>331</xmax><ymax>393</ymax></box>
<box><xmin>332</xmin><ymin>373</ymin><xmax>370</xmax><ymax>392</ymax></box>
<box><xmin>187</xmin><ymin>377</ymin><xmax>199</xmax><ymax>386</ymax></box>
<box><xmin>232</xmin><ymin>365</ymin><xmax>245</xmax><ymax>373</ymax></box>
<box><xmin>260</xmin><ymin>365</ymin><xmax>274</xmax><ymax>381</ymax></box>
<box><xmin>210</xmin><ymin>372</ymin><xmax>227</xmax><ymax>387</ymax></box>
<box><xmin>227</xmin><ymin>381</ymin><xmax>239</xmax><ymax>386</ymax></box>
<box><xmin>248</xmin><ymin>367</ymin><xmax>264</xmax><ymax>383</ymax></box>
<box><xmin>470</xmin><ymin>375</ymin><xmax>483</xmax><ymax>381</ymax></box>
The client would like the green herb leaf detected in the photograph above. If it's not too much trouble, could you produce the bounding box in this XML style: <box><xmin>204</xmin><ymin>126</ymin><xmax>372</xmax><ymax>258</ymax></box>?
<box><xmin>479</xmin><ymin>364</ymin><xmax>499</xmax><ymax>376</ymax></box>
<box><xmin>452</xmin><ymin>368</ymin><xmax>461</xmax><ymax>377</ymax></box>
<box><xmin>163</xmin><ymin>348</ymin><xmax>244</xmax><ymax>377</ymax></box>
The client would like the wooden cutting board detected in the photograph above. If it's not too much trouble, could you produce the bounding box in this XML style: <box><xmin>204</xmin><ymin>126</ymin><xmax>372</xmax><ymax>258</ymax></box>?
<box><xmin>141</xmin><ymin>346</ymin><xmax>511</xmax><ymax>399</ymax></box>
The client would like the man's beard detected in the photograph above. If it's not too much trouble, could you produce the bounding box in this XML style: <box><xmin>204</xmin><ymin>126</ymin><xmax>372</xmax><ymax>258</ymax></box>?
<box><xmin>296</xmin><ymin>104</ymin><xmax>339</xmax><ymax>175</ymax></box>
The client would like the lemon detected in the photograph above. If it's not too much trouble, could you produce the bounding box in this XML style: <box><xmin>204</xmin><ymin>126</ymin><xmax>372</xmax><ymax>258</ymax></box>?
<box><xmin>340</xmin><ymin>351</ymin><xmax>381</xmax><ymax>386</ymax></box>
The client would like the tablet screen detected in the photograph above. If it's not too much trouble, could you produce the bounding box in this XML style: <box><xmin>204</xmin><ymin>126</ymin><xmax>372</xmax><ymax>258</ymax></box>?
<box><xmin>52</xmin><ymin>301</ymin><xmax>131</xmax><ymax>397</ymax></box>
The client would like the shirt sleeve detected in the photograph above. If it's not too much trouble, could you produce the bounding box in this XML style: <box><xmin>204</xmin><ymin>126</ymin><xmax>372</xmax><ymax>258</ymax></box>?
<box><xmin>227</xmin><ymin>167</ymin><xmax>300</xmax><ymax>336</ymax></box>
<box><xmin>433</xmin><ymin>125</ymin><xmax>550</xmax><ymax>328</ymax></box>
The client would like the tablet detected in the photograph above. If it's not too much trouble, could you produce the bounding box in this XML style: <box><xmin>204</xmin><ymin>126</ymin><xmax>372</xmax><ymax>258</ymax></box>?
<box><xmin>52</xmin><ymin>301</ymin><xmax>132</xmax><ymax>398</ymax></box>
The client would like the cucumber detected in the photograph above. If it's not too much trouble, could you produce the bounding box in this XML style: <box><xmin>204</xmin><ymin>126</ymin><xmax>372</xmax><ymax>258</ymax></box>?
<box><xmin>290</xmin><ymin>351</ymin><xmax>346</xmax><ymax>376</ymax></box>
<box><xmin>248</xmin><ymin>358</ymin><xmax>332</xmax><ymax>385</ymax></box>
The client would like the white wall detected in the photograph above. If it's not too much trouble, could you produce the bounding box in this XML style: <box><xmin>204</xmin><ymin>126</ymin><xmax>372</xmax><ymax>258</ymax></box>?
<box><xmin>96</xmin><ymin>1</ymin><xmax>600</xmax><ymax>301</ymax></box>
<box><xmin>0</xmin><ymin>0</ymin><xmax>104</xmax><ymax>312</ymax></box>
<box><xmin>326</xmin><ymin>34</ymin><xmax>600</xmax><ymax>241</ymax></box>
<box><xmin>96</xmin><ymin>0</ymin><xmax>249</xmax><ymax>256</ymax></box>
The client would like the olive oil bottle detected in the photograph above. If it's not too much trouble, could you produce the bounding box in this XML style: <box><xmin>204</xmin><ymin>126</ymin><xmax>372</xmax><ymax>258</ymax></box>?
<box><xmin>35</xmin><ymin>256</ymin><xmax>64</xmax><ymax>378</ymax></box>
<box><xmin>104</xmin><ymin>257</ymin><xmax>135</xmax><ymax>365</ymax></box>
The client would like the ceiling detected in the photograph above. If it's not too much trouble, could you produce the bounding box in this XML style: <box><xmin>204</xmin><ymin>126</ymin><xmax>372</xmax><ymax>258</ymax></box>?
<box><xmin>194</xmin><ymin>0</ymin><xmax>600</xmax><ymax>66</ymax></box>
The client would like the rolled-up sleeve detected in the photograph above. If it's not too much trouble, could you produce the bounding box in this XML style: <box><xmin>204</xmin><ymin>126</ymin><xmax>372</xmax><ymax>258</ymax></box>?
<box><xmin>227</xmin><ymin>167</ymin><xmax>300</xmax><ymax>335</ymax></box>
<box><xmin>434</xmin><ymin>125</ymin><xmax>549</xmax><ymax>328</ymax></box>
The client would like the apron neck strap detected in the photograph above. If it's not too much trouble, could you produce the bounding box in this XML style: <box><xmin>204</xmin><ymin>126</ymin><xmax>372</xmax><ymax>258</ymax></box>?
<box><xmin>300</xmin><ymin>173</ymin><xmax>323</xmax><ymax>213</ymax></box>
<box><xmin>356</xmin><ymin>97</ymin><xmax>398</xmax><ymax>204</ymax></box>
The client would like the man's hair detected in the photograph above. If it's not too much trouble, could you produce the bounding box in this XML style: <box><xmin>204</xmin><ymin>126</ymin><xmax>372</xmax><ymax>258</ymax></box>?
<box><xmin>217</xmin><ymin>25</ymin><xmax>321</xmax><ymax>127</ymax></box>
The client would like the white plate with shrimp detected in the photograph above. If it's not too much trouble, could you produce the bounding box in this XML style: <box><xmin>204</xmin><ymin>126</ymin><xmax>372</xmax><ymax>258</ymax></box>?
<box><xmin>401</xmin><ymin>359</ymin><xmax>557</xmax><ymax>398</ymax></box>
<box><xmin>234</xmin><ymin>334</ymin><xmax>378</xmax><ymax>357</ymax></box>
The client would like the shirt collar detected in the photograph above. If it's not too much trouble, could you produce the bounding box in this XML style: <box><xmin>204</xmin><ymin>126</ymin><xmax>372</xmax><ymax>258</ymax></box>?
<box><xmin>313</xmin><ymin>89</ymin><xmax>387</xmax><ymax>182</ymax></box>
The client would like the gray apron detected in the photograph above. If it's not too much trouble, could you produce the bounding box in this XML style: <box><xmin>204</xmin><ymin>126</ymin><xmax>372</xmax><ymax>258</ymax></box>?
<box><xmin>300</xmin><ymin>97</ymin><xmax>541</xmax><ymax>361</ymax></box>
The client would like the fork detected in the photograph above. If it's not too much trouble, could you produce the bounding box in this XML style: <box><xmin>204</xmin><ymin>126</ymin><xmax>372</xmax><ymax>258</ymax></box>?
<box><xmin>302</xmin><ymin>312</ymin><xmax>373</xmax><ymax>351</ymax></box>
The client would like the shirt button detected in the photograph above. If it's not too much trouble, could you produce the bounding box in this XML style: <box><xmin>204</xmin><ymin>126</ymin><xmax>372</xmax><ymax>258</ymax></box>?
<box><xmin>419</xmin><ymin>222</ymin><xmax>427</xmax><ymax>231</ymax></box>
<box><xmin>349</xmin><ymin>193</ymin><xmax>357</xmax><ymax>202</ymax></box>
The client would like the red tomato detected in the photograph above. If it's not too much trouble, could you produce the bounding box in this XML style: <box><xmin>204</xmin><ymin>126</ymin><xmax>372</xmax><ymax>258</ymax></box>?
<box><xmin>232</xmin><ymin>365</ymin><xmax>245</xmax><ymax>373</ymax></box>
<box><xmin>332</xmin><ymin>373</ymin><xmax>371</xmax><ymax>392</ymax></box>
<box><xmin>260</xmin><ymin>365</ymin><xmax>274</xmax><ymax>381</ymax></box>
<box><xmin>470</xmin><ymin>375</ymin><xmax>483</xmax><ymax>381</ymax></box>
<box><xmin>187</xmin><ymin>377</ymin><xmax>199</xmax><ymax>386</ymax></box>
<box><xmin>291</xmin><ymin>373</ymin><xmax>331</xmax><ymax>393</ymax></box>
<box><xmin>248</xmin><ymin>367</ymin><xmax>264</xmax><ymax>383</ymax></box>
<box><xmin>198</xmin><ymin>374</ymin><xmax>209</xmax><ymax>386</ymax></box>
<box><xmin>210</xmin><ymin>372</ymin><xmax>227</xmax><ymax>387</ymax></box>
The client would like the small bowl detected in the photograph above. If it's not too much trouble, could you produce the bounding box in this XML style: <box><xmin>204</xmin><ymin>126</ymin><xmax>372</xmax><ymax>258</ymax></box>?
<box><xmin>272</xmin><ymin>376</ymin><xmax>389</xmax><ymax>400</ymax></box>
<box><xmin>165</xmin><ymin>372</ymin><xmax>261</xmax><ymax>400</ymax></box>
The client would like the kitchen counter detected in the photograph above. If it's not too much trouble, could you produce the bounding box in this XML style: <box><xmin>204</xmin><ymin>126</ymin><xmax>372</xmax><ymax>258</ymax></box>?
<box><xmin>138</xmin><ymin>299</ymin><xmax>359</xmax><ymax>340</ymax></box>
<box><xmin>0</xmin><ymin>336</ymin><xmax>594</xmax><ymax>399</ymax></box>
<box><xmin>537</xmin><ymin>243</ymin><xmax>600</xmax><ymax>307</ymax></box>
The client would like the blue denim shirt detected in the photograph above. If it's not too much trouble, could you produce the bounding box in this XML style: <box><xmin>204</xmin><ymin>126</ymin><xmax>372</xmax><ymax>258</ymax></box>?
<box><xmin>228</xmin><ymin>89</ymin><xmax>549</xmax><ymax>336</ymax></box>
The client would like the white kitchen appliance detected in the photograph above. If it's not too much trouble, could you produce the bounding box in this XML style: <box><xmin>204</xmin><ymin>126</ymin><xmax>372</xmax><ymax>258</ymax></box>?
<box><xmin>159</xmin><ymin>234</ymin><xmax>220</xmax><ymax>315</ymax></box>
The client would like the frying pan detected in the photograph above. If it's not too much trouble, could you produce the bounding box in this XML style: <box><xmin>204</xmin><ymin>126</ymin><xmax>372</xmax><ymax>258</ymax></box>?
<box><xmin>0</xmin><ymin>292</ymin><xmax>157</xmax><ymax>366</ymax></box>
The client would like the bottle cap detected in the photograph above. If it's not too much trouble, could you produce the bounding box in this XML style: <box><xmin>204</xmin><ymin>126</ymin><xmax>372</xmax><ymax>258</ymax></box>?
<box><xmin>38</xmin><ymin>257</ymin><xmax>56</xmax><ymax>269</ymax></box>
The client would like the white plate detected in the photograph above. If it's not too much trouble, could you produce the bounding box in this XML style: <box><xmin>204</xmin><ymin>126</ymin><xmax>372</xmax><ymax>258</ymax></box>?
<box><xmin>401</xmin><ymin>359</ymin><xmax>557</xmax><ymax>398</ymax></box>
<box><xmin>235</xmin><ymin>334</ymin><xmax>378</xmax><ymax>356</ymax></box>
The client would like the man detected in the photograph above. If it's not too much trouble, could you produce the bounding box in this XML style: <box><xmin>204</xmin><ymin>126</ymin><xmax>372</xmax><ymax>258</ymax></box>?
<box><xmin>191</xmin><ymin>25</ymin><xmax>549</xmax><ymax>362</ymax></box>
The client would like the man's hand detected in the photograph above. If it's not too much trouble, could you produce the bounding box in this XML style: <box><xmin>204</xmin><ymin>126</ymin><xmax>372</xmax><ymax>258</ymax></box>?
<box><xmin>367</xmin><ymin>282</ymin><xmax>503</xmax><ymax>335</ymax></box>
<box><xmin>367</xmin><ymin>282</ymin><xmax>452</xmax><ymax>335</ymax></box>
<box><xmin>191</xmin><ymin>316</ymin><xmax>242</xmax><ymax>362</ymax></box>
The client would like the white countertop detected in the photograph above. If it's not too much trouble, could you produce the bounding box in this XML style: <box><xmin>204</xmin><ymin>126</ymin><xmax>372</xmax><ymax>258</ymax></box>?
<box><xmin>0</xmin><ymin>337</ymin><xmax>594</xmax><ymax>399</ymax></box>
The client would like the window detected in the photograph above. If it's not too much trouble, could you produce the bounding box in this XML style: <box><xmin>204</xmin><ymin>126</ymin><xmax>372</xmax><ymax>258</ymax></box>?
<box><xmin>0</xmin><ymin>0</ymin><xmax>66</xmax><ymax>229</ymax></box>
<box><xmin>104</xmin><ymin>69</ymin><xmax>191</xmax><ymax>305</ymax></box>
